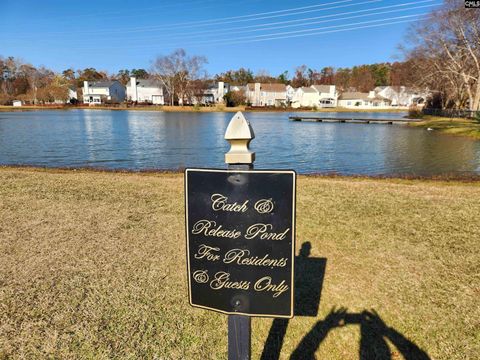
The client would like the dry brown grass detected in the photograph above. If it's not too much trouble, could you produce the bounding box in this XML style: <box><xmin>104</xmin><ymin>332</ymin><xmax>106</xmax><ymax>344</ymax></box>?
<box><xmin>0</xmin><ymin>168</ymin><xmax>479</xmax><ymax>359</ymax></box>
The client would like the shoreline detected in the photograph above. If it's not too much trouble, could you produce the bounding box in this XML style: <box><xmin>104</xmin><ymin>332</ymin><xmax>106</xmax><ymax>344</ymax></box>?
<box><xmin>0</xmin><ymin>104</ymin><xmax>408</xmax><ymax>113</ymax></box>
<box><xmin>408</xmin><ymin>115</ymin><xmax>480</xmax><ymax>140</ymax></box>
<box><xmin>2</xmin><ymin>165</ymin><xmax>480</xmax><ymax>182</ymax></box>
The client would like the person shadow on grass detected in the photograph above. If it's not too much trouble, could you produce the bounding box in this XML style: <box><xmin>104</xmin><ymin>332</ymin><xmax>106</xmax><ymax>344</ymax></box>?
<box><xmin>260</xmin><ymin>241</ymin><xmax>327</xmax><ymax>360</ymax></box>
<box><xmin>260</xmin><ymin>242</ymin><xmax>431</xmax><ymax>360</ymax></box>
<box><xmin>290</xmin><ymin>308</ymin><xmax>431</xmax><ymax>360</ymax></box>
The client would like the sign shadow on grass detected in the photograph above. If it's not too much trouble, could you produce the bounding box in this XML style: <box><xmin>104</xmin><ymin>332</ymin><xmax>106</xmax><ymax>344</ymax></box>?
<box><xmin>260</xmin><ymin>241</ymin><xmax>326</xmax><ymax>360</ymax></box>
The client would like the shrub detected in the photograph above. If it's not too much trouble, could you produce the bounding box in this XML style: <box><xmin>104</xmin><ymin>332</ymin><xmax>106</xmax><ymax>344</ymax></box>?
<box><xmin>223</xmin><ymin>90</ymin><xmax>246</xmax><ymax>107</ymax></box>
<box><xmin>408</xmin><ymin>106</ymin><xmax>424</xmax><ymax>119</ymax></box>
<box><xmin>475</xmin><ymin>111</ymin><xmax>480</xmax><ymax>123</ymax></box>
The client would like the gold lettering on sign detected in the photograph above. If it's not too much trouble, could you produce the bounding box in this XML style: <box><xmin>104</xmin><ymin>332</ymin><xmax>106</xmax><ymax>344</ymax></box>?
<box><xmin>192</xmin><ymin>270</ymin><xmax>209</xmax><ymax>283</ymax></box>
<box><xmin>254</xmin><ymin>198</ymin><xmax>274</xmax><ymax>214</ymax></box>
<box><xmin>192</xmin><ymin>220</ymin><xmax>241</xmax><ymax>239</ymax></box>
<box><xmin>254</xmin><ymin>277</ymin><xmax>289</xmax><ymax>298</ymax></box>
<box><xmin>210</xmin><ymin>271</ymin><xmax>250</xmax><ymax>291</ymax></box>
<box><xmin>223</xmin><ymin>249</ymin><xmax>287</xmax><ymax>267</ymax></box>
<box><xmin>245</xmin><ymin>223</ymin><xmax>290</xmax><ymax>240</ymax></box>
<box><xmin>194</xmin><ymin>244</ymin><xmax>220</xmax><ymax>261</ymax></box>
<box><xmin>211</xmin><ymin>193</ymin><xmax>249</xmax><ymax>212</ymax></box>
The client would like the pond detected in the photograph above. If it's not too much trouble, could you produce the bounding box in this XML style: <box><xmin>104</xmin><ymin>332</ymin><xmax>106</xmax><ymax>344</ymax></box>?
<box><xmin>0</xmin><ymin>109</ymin><xmax>479</xmax><ymax>176</ymax></box>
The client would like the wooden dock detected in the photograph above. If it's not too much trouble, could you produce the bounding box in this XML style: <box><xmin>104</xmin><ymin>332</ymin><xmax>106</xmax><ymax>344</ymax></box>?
<box><xmin>289</xmin><ymin>116</ymin><xmax>421</xmax><ymax>124</ymax></box>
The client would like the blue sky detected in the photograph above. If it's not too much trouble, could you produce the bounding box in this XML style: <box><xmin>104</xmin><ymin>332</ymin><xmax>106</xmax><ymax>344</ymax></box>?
<box><xmin>0</xmin><ymin>0</ymin><xmax>440</xmax><ymax>76</ymax></box>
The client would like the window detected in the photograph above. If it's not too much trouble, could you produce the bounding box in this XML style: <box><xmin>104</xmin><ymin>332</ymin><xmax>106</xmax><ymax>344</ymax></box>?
<box><xmin>347</xmin><ymin>101</ymin><xmax>351</xmax><ymax>106</ymax></box>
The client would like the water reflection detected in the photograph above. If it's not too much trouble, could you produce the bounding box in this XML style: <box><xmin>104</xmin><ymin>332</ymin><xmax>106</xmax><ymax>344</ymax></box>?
<box><xmin>0</xmin><ymin>109</ymin><xmax>478</xmax><ymax>175</ymax></box>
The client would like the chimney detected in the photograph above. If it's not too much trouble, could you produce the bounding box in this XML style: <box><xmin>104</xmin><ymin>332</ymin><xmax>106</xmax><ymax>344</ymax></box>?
<box><xmin>130</xmin><ymin>77</ymin><xmax>137</xmax><ymax>101</ymax></box>
<box><xmin>83</xmin><ymin>81</ymin><xmax>89</xmax><ymax>95</ymax></box>
<box><xmin>254</xmin><ymin>83</ymin><xmax>261</xmax><ymax>106</ymax></box>
<box><xmin>218</xmin><ymin>81</ymin><xmax>224</xmax><ymax>103</ymax></box>
<box><xmin>369</xmin><ymin>90</ymin><xmax>375</xmax><ymax>98</ymax></box>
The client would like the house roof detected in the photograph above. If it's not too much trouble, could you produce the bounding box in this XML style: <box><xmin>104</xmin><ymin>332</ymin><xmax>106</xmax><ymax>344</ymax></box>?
<box><xmin>89</xmin><ymin>80</ymin><xmax>119</xmax><ymax>88</ymax></box>
<box><xmin>299</xmin><ymin>87</ymin><xmax>317</xmax><ymax>93</ymax></box>
<box><xmin>339</xmin><ymin>92</ymin><xmax>371</xmax><ymax>100</ymax></box>
<box><xmin>311</xmin><ymin>85</ymin><xmax>333</xmax><ymax>93</ymax></box>
<box><xmin>247</xmin><ymin>83</ymin><xmax>286</xmax><ymax>92</ymax></box>
<box><xmin>126</xmin><ymin>78</ymin><xmax>162</xmax><ymax>88</ymax></box>
<box><xmin>231</xmin><ymin>85</ymin><xmax>246</xmax><ymax>91</ymax></box>
<box><xmin>339</xmin><ymin>92</ymin><xmax>391</xmax><ymax>102</ymax></box>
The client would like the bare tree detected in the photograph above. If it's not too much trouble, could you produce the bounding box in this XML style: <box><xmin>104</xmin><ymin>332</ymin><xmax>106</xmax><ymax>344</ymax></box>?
<box><xmin>152</xmin><ymin>49</ymin><xmax>207</xmax><ymax>106</ymax></box>
<box><xmin>405</xmin><ymin>0</ymin><xmax>480</xmax><ymax>110</ymax></box>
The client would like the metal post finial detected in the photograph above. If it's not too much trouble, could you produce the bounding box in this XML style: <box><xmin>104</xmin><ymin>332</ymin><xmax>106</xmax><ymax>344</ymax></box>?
<box><xmin>224</xmin><ymin>112</ymin><xmax>255</xmax><ymax>165</ymax></box>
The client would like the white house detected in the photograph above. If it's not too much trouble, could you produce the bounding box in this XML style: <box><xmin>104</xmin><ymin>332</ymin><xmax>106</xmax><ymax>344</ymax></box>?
<box><xmin>12</xmin><ymin>100</ymin><xmax>22</xmax><ymax>107</ymax></box>
<box><xmin>126</xmin><ymin>77</ymin><xmax>164</xmax><ymax>105</ymax></box>
<box><xmin>83</xmin><ymin>80</ymin><xmax>125</xmax><ymax>105</ymax></box>
<box><xmin>68</xmin><ymin>87</ymin><xmax>78</xmax><ymax>103</ymax></box>
<box><xmin>246</xmin><ymin>83</ymin><xmax>287</xmax><ymax>107</ymax></box>
<box><xmin>291</xmin><ymin>87</ymin><xmax>319</xmax><ymax>108</ymax></box>
<box><xmin>311</xmin><ymin>85</ymin><xmax>338</xmax><ymax>107</ymax></box>
<box><xmin>374</xmin><ymin>86</ymin><xmax>426</xmax><ymax>108</ymax></box>
<box><xmin>338</xmin><ymin>91</ymin><xmax>392</xmax><ymax>109</ymax></box>
<box><xmin>230</xmin><ymin>85</ymin><xmax>247</xmax><ymax>93</ymax></box>
<box><xmin>286</xmin><ymin>85</ymin><xmax>296</xmax><ymax>104</ymax></box>
<box><xmin>199</xmin><ymin>81</ymin><xmax>230</xmax><ymax>105</ymax></box>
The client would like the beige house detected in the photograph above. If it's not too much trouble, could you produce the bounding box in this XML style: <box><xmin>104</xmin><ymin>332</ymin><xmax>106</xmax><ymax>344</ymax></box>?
<box><xmin>246</xmin><ymin>83</ymin><xmax>287</xmax><ymax>107</ymax></box>
<box><xmin>338</xmin><ymin>91</ymin><xmax>391</xmax><ymax>109</ymax></box>
<box><xmin>311</xmin><ymin>85</ymin><xmax>338</xmax><ymax>107</ymax></box>
<box><xmin>291</xmin><ymin>87</ymin><xmax>319</xmax><ymax>108</ymax></box>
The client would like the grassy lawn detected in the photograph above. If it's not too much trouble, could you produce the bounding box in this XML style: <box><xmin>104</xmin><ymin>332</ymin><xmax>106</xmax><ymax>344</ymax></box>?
<box><xmin>0</xmin><ymin>168</ymin><xmax>479</xmax><ymax>359</ymax></box>
<box><xmin>410</xmin><ymin>116</ymin><xmax>480</xmax><ymax>140</ymax></box>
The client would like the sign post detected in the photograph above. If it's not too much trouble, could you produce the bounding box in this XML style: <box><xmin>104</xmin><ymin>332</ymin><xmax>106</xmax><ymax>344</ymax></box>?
<box><xmin>225</xmin><ymin>112</ymin><xmax>254</xmax><ymax>360</ymax></box>
<box><xmin>185</xmin><ymin>112</ymin><xmax>296</xmax><ymax>360</ymax></box>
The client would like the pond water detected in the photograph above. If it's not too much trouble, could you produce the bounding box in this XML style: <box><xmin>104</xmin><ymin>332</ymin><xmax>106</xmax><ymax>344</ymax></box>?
<box><xmin>0</xmin><ymin>109</ymin><xmax>479</xmax><ymax>175</ymax></box>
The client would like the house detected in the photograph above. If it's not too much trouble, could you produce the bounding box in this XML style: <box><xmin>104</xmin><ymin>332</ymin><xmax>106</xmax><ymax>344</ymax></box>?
<box><xmin>83</xmin><ymin>80</ymin><xmax>125</xmax><ymax>105</ymax></box>
<box><xmin>68</xmin><ymin>86</ymin><xmax>78</xmax><ymax>103</ymax></box>
<box><xmin>246</xmin><ymin>83</ymin><xmax>287</xmax><ymax>107</ymax></box>
<box><xmin>311</xmin><ymin>85</ymin><xmax>338</xmax><ymax>107</ymax></box>
<box><xmin>12</xmin><ymin>100</ymin><xmax>22</xmax><ymax>107</ymax></box>
<box><xmin>126</xmin><ymin>77</ymin><xmax>164</xmax><ymax>105</ymax></box>
<box><xmin>374</xmin><ymin>86</ymin><xmax>426</xmax><ymax>107</ymax></box>
<box><xmin>230</xmin><ymin>85</ymin><xmax>247</xmax><ymax>93</ymax></box>
<box><xmin>291</xmin><ymin>87</ymin><xmax>320</xmax><ymax>108</ymax></box>
<box><xmin>199</xmin><ymin>81</ymin><xmax>230</xmax><ymax>105</ymax></box>
<box><xmin>338</xmin><ymin>91</ymin><xmax>392</xmax><ymax>109</ymax></box>
<box><xmin>286</xmin><ymin>85</ymin><xmax>296</xmax><ymax>105</ymax></box>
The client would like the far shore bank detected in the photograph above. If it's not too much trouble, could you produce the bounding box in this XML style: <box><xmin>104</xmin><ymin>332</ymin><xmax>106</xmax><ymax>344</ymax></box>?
<box><xmin>0</xmin><ymin>104</ymin><xmax>407</xmax><ymax>113</ymax></box>
<box><xmin>409</xmin><ymin>115</ymin><xmax>480</xmax><ymax>140</ymax></box>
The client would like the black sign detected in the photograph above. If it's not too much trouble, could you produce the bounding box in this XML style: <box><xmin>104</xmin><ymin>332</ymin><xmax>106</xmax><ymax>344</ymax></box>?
<box><xmin>185</xmin><ymin>169</ymin><xmax>296</xmax><ymax>318</ymax></box>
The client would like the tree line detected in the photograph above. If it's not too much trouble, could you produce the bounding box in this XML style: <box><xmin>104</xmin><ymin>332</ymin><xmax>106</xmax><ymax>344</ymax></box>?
<box><xmin>0</xmin><ymin>54</ymin><xmax>416</xmax><ymax>106</ymax></box>
<box><xmin>1</xmin><ymin>1</ymin><xmax>478</xmax><ymax>110</ymax></box>
<box><xmin>215</xmin><ymin>62</ymin><xmax>414</xmax><ymax>92</ymax></box>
